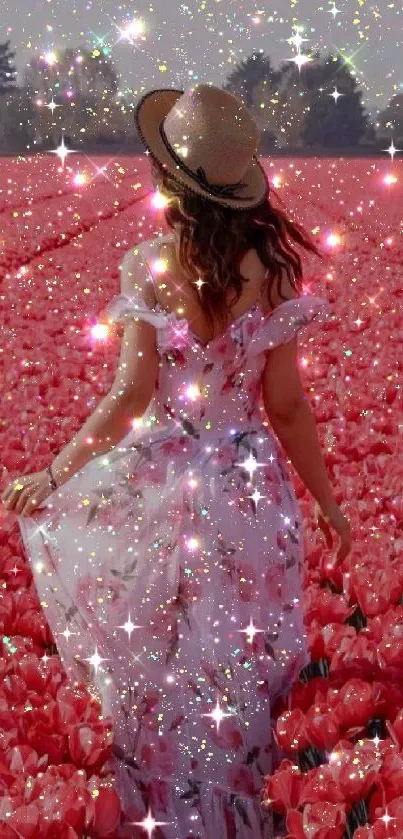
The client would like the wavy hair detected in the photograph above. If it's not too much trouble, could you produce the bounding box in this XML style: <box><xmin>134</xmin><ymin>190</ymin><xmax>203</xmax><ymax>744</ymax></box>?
<box><xmin>151</xmin><ymin>159</ymin><xmax>324</xmax><ymax>333</ymax></box>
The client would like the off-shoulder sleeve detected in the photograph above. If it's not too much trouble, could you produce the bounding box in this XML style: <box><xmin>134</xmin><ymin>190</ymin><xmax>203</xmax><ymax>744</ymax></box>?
<box><xmin>102</xmin><ymin>293</ymin><xmax>169</xmax><ymax>330</ymax></box>
<box><xmin>249</xmin><ymin>295</ymin><xmax>331</xmax><ymax>356</ymax></box>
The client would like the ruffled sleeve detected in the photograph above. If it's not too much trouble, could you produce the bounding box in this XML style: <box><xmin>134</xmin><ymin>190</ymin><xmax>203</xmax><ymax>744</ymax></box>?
<box><xmin>249</xmin><ymin>295</ymin><xmax>331</xmax><ymax>356</ymax></box>
<box><xmin>102</xmin><ymin>293</ymin><xmax>170</xmax><ymax>330</ymax></box>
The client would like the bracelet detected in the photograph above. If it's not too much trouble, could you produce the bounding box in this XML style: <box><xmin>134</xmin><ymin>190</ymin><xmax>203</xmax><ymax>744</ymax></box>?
<box><xmin>47</xmin><ymin>465</ymin><xmax>58</xmax><ymax>491</ymax></box>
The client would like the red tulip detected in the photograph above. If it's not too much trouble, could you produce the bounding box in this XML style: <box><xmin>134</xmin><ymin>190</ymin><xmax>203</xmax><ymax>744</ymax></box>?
<box><xmin>275</xmin><ymin>708</ymin><xmax>310</xmax><ymax>753</ymax></box>
<box><xmin>68</xmin><ymin>722</ymin><xmax>113</xmax><ymax>768</ymax></box>
<box><xmin>326</xmin><ymin>742</ymin><xmax>381</xmax><ymax>804</ymax></box>
<box><xmin>299</xmin><ymin>764</ymin><xmax>345</xmax><ymax>806</ymax></box>
<box><xmin>5</xmin><ymin>744</ymin><xmax>43</xmax><ymax>777</ymax></box>
<box><xmin>43</xmin><ymin>824</ymin><xmax>80</xmax><ymax>839</ymax></box>
<box><xmin>5</xmin><ymin>804</ymin><xmax>40</xmax><ymax>838</ymax></box>
<box><xmin>262</xmin><ymin>759</ymin><xmax>303</xmax><ymax>814</ymax></box>
<box><xmin>92</xmin><ymin>788</ymin><xmax>121</xmax><ymax>837</ymax></box>
<box><xmin>304</xmin><ymin>703</ymin><xmax>341</xmax><ymax>751</ymax></box>
<box><xmin>286</xmin><ymin>800</ymin><xmax>346</xmax><ymax>839</ymax></box>
<box><xmin>333</xmin><ymin>679</ymin><xmax>377</xmax><ymax>729</ymax></box>
<box><xmin>26</xmin><ymin>720</ymin><xmax>67</xmax><ymax>763</ymax></box>
<box><xmin>304</xmin><ymin>585</ymin><xmax>354</xmax><ymax>626</ymax></box>
<box><xmin>16</xmin><ymin>654</ymin><xmax>47</xmax><ymax>693</ymax></box>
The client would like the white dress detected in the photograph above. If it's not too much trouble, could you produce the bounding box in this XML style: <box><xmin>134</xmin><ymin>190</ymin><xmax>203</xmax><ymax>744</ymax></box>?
<box><xmin>18</xmin><ymin>235</ymin><xmax>330</xmax><ymax>838</ymax></box>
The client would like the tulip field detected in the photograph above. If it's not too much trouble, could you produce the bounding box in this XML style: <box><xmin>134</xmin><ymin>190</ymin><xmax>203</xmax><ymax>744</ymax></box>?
<box><xmin>1</xmin><ymin>154</ymin><xmax>403</xmax><ymax>838</ymax></box>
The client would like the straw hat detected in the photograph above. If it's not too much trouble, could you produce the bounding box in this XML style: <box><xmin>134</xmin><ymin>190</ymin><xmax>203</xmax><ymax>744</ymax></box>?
<box><xmin>134</xmin><ymin>84</ymin><xmax>269</xmax><ymax>210</ymax></box>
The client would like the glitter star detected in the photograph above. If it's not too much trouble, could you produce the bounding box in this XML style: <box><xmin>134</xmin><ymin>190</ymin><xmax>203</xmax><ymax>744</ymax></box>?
<box><xmin>201</xmin><ymin>698</ymin><xmax>237</xmax><ymax>732</ymax></box>
<box><xmin>61</xmin><ymin>626</ymin><xmax>75</xmax><ymax>642</ymax></box>
<box><xmin>288</xmin><ymin>52</ymin><xmax>313</xmax><ymax>72</ymax></box>
<box><xmin>117</xmin><ymin>613</ymin><xmax>142</xmax><ymax>641</ymax></box>
<box><xmin>46</xmin><ymin>97</ymin><xmax>60</xmax><ymax>114</ymax></box>
<box><xmin>116</xmin><ymin>18</ymin><xmax>145</xmax><ymax>44</ymax></box>
<box><xmin>49</xmin><ymin>135</ymin><xmax>78</xmax><ymax>168</ymax></box>
<box><xmin>131</xmin><ymin>808</ymin><xmax>171</xmax><ymax>837</ymax></box>
<box><xmin>85</xmin><ymin>647</ymin><xmax>107</xmax><ymax>674</ymax></box>
<box><xmin>380</xmin><ymin>811</ymin><xmax>395</xmax><ymax>827</ymax></box>
<box><xmin>329</xmin><ymin>87</ymin><xmax>344</xmax><ymax>103</ymax></box>
<box><xmin>194</xmin><ymin>276</ymin><xmax>207</xmax><ymax>293</ymax></box>
<box><xmin>384</xmin><ymin>139</ymin><xmax>401</xmax><ymax>160</ymax></box>
<box><xmin>238</xmin><ymin>618</ymin><xmax>265</xmax><ymax>644</ymax></box>
<box><xmin>248</xmin><ymin>488</ymin><xmax>266</xmax><ymax>509</ymax></box>
<box><xmin>329</xmin><ymin>3</ymin><xmax>341</xmax><ymax>19</ymax></box>
<box><xmin>289</xmin><ymin>29</ymin><xmax>309</xmax><ymax>51</ymax></box>
<box><xmin>235</xmin><ymin>452</ymin><xmax>266</xmax><ymax>481</ymax></box>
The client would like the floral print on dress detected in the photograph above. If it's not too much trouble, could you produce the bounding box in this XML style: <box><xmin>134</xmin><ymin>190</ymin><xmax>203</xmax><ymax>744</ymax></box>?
<box><xmin>18</xmin><ymin>236</ymin><xmax>331</xmax><ymax>838</ymax></box>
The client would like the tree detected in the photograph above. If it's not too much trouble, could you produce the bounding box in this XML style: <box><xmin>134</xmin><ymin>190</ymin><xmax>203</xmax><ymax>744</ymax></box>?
<box><xmin>23</xmin><ymin>46</ymin><xmax>118</xmax><ymax>99</ymax></box>
<box><xmin>225</xmin><ymin>51</ymin><xmax>279</xmax><ymax>110</ymax></box>
<box><xmin>225</xmin><ymin>49</ymin><xmax>370</xmax><ymax>149</ymax></box>
<box><xmin>301</xmin><ymin>54</ymin><xmax>370</xmax><ymax>148</ymax></box>
<box><xmin>23</xmin><ymin>46</ymin><xmax>120</xmax><ymax>147</ymax></box>
<box><xmin>377</xmin><ymin>93</ymin><xmax>403</xmax><ymax>137</ymax></box>
<box><xmin>0</xmin><ymin>41</ymin><xmax>17</xmax><ymax>94</ymax></box>
<box><xmin>0</xmin><ymin>88</ymin><xmax>35</xmax><ymax>151</ymax></box>
<box><xmin>252</xmin><ymin>55</ymin><xmax>313</xmax><ymax>147</ymax></box>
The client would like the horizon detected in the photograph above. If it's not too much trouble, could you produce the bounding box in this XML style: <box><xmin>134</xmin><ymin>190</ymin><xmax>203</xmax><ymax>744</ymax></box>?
<box><xmin>2</xmin><ymin>0</ymin><xmax>402</xmax><ymax>116</ymax></box>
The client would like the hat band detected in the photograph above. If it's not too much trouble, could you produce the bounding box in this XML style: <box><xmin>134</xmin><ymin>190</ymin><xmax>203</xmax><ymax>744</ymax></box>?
<box><xmin>159</xmin><ymin>121</ymin><xmax>254</xmax><ymax>201</ymax></box>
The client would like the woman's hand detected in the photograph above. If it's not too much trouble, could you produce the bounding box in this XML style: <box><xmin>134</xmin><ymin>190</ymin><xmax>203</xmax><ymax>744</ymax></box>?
<box><xmin>1</xmin><ymin>469</ymin><xmax>55</xmax><ymax>517</ymax></box>
<box><xmin>315</xmin><ymin>501</ymin><xmax>352</xmax><ymax>562</ymax></box>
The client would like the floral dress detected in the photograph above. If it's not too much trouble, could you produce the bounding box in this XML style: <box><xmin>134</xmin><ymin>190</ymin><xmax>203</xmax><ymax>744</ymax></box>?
<box><xmin>18</xmin><ymin>235</ymin><xmax>330</xmax><ymax>838</ymax></box>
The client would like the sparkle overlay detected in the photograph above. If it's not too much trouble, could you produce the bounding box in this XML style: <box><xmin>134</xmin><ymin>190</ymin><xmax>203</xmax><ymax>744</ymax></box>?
<box><xmin>2</xmin><ymin>1</ymin><xmax>402</xmax><ymax>835</ymax></box>
<box><xmin>14</xmin><ymin>232</ymin><xmax>330</xmax><ymax>836</ymax></box>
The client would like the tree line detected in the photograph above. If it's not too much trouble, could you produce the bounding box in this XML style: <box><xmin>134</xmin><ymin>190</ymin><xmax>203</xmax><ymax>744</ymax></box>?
<box><xmin>0</xmin><ymin>40</ymin><xmax>401</xmax><ymax>154</ymax></box>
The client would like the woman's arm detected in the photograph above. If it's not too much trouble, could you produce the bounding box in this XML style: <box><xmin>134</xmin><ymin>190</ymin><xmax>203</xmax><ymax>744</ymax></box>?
<box><xmin>50</xmin><ymin>390</ymin><xmax>148</xmax><ymax>488</ymax></box>
<box><xmin>51</xmin><ymin>247</ymin><xmax>159</xmax><ymax>488</ymax></box>
<box><xmin>268</xmin><ymin>397</ymin><xmax>337</xmax><ymax>515</ymax></box>
<box><xmin>262</xmin><ymin>337</ymin><xmax>337</xmax><ymax>513</ymax></box>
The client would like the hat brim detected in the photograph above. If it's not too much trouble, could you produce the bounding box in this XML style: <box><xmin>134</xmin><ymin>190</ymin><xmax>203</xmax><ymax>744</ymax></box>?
<box><xmin>134</xmin><ymin>88</ymin><xmax>269</xmax><ymax>210</ymax></box>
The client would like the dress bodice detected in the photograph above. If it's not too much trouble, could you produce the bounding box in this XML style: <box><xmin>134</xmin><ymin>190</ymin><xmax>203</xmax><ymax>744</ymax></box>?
<box><xmin>103</xmin><ymin>237</ymin><xmax>331</xmax><ymax>439</ymax></box>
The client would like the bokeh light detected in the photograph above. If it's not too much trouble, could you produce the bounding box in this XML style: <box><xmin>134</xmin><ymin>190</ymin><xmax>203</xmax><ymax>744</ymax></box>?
<box><xmin>152</xmin><ymin>189</ymin><xmax>169</xmax><ymax>210</ymax></box>
<box><xmin>91</xmin><ymin>323</ymin><xmax>109</xmax><ymax>340</ymax></box>
<box><xmin>326</xmin><ymin>232</ymin><xmax>341</xmax><ymax>248</ymax></box>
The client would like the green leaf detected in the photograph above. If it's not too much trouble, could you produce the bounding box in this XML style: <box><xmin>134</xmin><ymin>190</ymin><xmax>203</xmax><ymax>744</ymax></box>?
<box><xmin>85</xmin><ymin>503</ymin><xmax>99</xmax><ymax>526</ymax></box>
<box><xmin>235</xmin><ymin>795</ymin><xmax>251</xmax><ymax>827</ymax></box>
<box><xmin>65</xmin><ymin>605</ymin><xmax>78</xmax><ymax>622</ymax></box>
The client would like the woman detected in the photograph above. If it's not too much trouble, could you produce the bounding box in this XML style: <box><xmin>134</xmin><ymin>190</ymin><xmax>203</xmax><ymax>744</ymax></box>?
<box><xmin>2</xmin><ymin>85</ymin><xmax>351</xmax><ymax>837</ymax></box>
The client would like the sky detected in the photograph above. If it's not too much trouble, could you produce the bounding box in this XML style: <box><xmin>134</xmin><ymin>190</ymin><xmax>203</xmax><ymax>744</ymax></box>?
<box><xmin>2</xmin><ymin>0</ymin><xmax>402</xmax><ymax>117</ymax></box>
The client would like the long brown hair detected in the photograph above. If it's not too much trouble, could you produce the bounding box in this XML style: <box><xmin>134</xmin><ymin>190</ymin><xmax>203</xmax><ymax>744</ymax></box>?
<box><xmin>152</xmin><ymin>159</ymin><xmax>324</xmax><ymax>333</ymax></box>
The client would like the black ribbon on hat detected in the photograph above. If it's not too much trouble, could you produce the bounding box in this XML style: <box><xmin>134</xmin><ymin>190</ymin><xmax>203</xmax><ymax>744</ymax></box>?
<box><xmin>158</xmin><ymin>121</ymin><xmax>255</xmax><ymax>201</ymax></box>
<box><xmin>195</xmin><ymin>166</ymin><xmax>249</xmax><ymax>199</ymax></box>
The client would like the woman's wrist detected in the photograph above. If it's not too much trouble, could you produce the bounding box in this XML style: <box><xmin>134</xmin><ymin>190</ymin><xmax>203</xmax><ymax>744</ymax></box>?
<box><xmin>320</xmin><ymin>498</ymin><xmax>341</xmax><ymax>519</ymax></box>
<box><xmin>46</xmin><ymin>464</ymin><xmax>58</xmax><ymax>491</ymax></box>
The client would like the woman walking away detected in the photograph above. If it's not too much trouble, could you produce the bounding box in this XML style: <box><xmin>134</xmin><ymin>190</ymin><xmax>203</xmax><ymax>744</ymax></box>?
<box><xmin>2</xmin><ymin>84</ymin><xmax>351</xmax><ymax>837</ymax></box>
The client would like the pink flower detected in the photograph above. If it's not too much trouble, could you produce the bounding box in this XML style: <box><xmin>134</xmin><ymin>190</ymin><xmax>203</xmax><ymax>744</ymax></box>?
<box><xmin>145</xmin><ymin>777</ymin><xmax>172</xmax><ymax>815</ymax></box>
<box><xmin>208</xmin><ymin>717</ymin><xmax>244</xmax><ymax>751</ymax></box>
<box><xmin>160</xmin><ymin>437</ymin><xmax>186</xmax><ymax>456</ymax></box>
<box><xmin>147</xmin><ymin>464</ymin><xmax>168</xmax><ymax>486</ymax></box>
<box><xmin>216</xmin><ymin>444</ymin><xmax>235</xmax><ymax>469</ymax></box>
<box><xmin>264</xmin><ymin>562</ymin><xmax>285</xmax><ymax>604</ymax></box>
<box><xmin>140</xmin><ymin>735</ymin><xmax>175</xmax><ymax>776</ymax></box>
<box><xmin>227</xmin><ymin>764</ymin><xmax>257</xmax><ymax>796</ymax></box>
<box><xmin>142</xmin><ymin>690</ymin><xmax>161</xmax><ymax>712</ymax></box>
